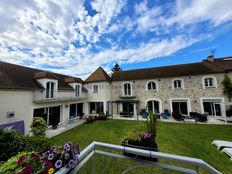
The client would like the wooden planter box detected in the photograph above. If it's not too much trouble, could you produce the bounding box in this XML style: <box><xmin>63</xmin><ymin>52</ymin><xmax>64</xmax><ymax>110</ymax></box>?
<box><xmin>121</xmin><ymin>141</ymin><xmax>158</xmax><ymax>162</ymax></box>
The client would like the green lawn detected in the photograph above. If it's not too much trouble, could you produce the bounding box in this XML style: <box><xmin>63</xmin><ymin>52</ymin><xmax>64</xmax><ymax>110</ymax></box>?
<box><xmin>51</xmin><ymin>120</ymin><xmax>232</xmax><ymax>173</ymax></box>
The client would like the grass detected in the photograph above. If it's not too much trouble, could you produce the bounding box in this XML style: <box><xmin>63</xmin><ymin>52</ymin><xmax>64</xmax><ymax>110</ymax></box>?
<box><xmin>51</xmin><ymin>120</ymin><xmax>232</xmax><ymax>173</ymax></box>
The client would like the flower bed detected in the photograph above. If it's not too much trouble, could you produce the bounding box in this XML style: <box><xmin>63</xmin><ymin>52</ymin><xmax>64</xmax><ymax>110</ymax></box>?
<box><xmin>0</xmin><ymin>142</ymin><xmax>80</xmax><ymax>174</ymax></box>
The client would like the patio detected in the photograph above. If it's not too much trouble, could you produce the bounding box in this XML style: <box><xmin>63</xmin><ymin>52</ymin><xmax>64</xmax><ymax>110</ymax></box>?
<box><xmin>112</xmin><ymin>114</ymin><xmax>232</xmax><ymax>125</ymax></box>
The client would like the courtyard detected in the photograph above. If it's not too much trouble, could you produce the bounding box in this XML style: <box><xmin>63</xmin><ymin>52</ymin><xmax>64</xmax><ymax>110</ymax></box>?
<box><xmin>51</xmin><ymin>120</ymin><xmax>232</xmax><ymax>173</ymax></box>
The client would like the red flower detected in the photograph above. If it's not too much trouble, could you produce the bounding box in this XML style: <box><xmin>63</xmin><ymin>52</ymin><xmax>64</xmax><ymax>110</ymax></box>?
<box><xmin>32</xmin><ymin>152</ymin><xmax>41</xmax><ymax>161</ymax></box>
<box><xmin>24</xmin><ymin>165</ymin><xmax>33</xmax><ymax>174</ymax></box>
<box><xmin>17</xmin><ymin>156</ymin><xmax>26</xmax><ymax>166</ymax></box>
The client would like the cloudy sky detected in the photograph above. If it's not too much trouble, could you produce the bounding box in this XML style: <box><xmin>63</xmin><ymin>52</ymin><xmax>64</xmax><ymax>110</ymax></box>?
<box><xmin>0</xmin><ymin>0</ymin><xmax>232</xmax><ymax>79</ymax></box>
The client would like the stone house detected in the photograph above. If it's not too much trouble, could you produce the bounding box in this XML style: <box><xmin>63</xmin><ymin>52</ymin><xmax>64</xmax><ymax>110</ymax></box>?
<box><xmin>0</xmin><ymin>56</ymin><xmax>232</xmax><ymax>134</ymax></box>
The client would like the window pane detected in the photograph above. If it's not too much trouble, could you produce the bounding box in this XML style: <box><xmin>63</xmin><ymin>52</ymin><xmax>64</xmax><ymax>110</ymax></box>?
<box><xmin>180</xmin><ymin>102</ymin><xmax>188</xmax><ymax>115</ymax></box>
<box><xmin>90</xmin><ymin>102</ymin><xmax>96</xmax><ymax>114</ymax></box>
<box><xmin>124</xmin><ymin>83</ymin><xmax>131</xmax><ymax>95</ymax></box>
<box><xmin>172</xmin><ymin>102</ymin><xmax>180</xmax><ymax>113</ymax></box>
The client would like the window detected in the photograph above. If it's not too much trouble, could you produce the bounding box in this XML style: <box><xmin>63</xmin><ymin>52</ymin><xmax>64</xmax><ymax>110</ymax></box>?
<box><xmin>204</xmin><ymin>77</ymin><xmax>215</xmax><ymax>88</ymax></box>
<box><xmin>173</xmin><ymin>80</ymin><xmax>183</xmax><ymax>89</ymax></box>
<box><xmin>93</xmin><ymin>85</ymin><xmax>98</xmax><ymax>93</ymax></box>
<box><xmin>75</xmin><ymin>85</ymin><xmax>80</xmax><ymax>97</ymax></box>
<box><xmin>124</xmin><ymin>83</ymin><xmax>131</xmax><ymax>96</ymax></box>
<box><xmin>172</xmin><ymin>100</ymin><xmax>188</xmax><ymax>115</ymax></box>
<box><xmin>202</xmin><ymin>99</ymin><xmax>222</xmax><ymax>116</ymax></box>
<box><xmin>46</xmin><ymin>82</ymin><xmax>55</xmax><ymax>99</ymax></box>
<box><xmin>147</xmin><ymin>81</ymin><xmax>157</xmax><ymax>91</ymax></box>
<box><xmin>89</xmin><ymin>102</ymin><xmax>104</xmax><ymax>114</ymax></box>
<box><xmin>33</xmin><ymin>106</ymin><xmax>60</xmax><ymax>126</ymax></box>
<box><xmin>70</xmin><ymin>103</ymin><xmax>83</xmax><ymax>118</ymax></box>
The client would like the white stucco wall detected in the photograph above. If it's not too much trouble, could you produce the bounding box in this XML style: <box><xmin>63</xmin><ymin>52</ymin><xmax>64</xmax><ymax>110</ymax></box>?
<box><xmin>0</xmin><ymin>90</ymin><xmax>34</xmax><ymax>134</ymax></box>
<box><xmin>84</xmin><ymin>82</ymin><xmax>111</xmax><ymax>114</ymax></box>
<box><xmin>0</xmin><ymin>89</ymin><xmax>86</xmax><ymax>134</ymax></box>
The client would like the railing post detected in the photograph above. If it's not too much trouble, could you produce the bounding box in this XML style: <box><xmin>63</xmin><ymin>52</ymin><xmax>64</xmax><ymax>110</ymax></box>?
<box><xmin>92</xmin><ymin>146</ymin><xmax>96</xmax><ymax>174</ymax></box>
<box><xmin>195</xmin><ymin>166</ymin><xmax>200</xmax><ymax>174</ymax></box>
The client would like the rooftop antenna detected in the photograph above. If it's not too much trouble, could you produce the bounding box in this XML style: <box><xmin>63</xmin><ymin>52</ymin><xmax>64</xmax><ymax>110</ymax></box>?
<box><xmin>211</xmin><ymin>48</ymin><xmax>216</xmax><ymax>57</ymax></box>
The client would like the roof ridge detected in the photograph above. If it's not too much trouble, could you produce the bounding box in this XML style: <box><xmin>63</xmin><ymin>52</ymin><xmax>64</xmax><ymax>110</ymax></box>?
<box><xmin>85</xmin><ymin>67</ymin><xmax>110</xmax><ymax>83</ymax></box>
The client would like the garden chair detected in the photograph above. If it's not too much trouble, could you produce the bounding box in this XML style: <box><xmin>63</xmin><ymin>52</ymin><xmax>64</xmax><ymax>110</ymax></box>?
<box><xmin>212</xmin><ymin>140</ymin><xmax>232</xmax><ymax>150</ymax></box>
<box><xmin>222</xmin><ymin>148</ymin><xmax>232</xmax><ymax>160</ymax></box>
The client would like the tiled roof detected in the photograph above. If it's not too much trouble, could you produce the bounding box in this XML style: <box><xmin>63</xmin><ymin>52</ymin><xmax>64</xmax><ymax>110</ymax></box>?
<box><xmin>204</xmin><ymin>57</ymin><xmax>232</xmax><ymax>71</ymax></box>
<box><xmin>0</xmin><ymin>61</ymin><xmax>83</xmax><ymax>90</ymax></box>
<box><xmin>85</xmin><ymin>67</ymin><xmax>110</xmax><ymax>83</ymax></box>
<box><xmin>111</xmin><ymin>61</ymin><xmax>225</xmax><ymax>81</ymax></box>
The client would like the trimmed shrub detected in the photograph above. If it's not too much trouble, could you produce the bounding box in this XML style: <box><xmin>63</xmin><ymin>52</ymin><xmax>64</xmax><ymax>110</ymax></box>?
<box><xmin>30</xmin><ymin>117</ymin><xmax>48</xmax><ymax>136</ymax></box>
<box><xmin>0</xmin><ymin>129</ymin><xmax>26</xmax><ymax>162</ymax></box>
<box><xmin>26</xmin><ymin>135</ymin><xmax>51</xmax><ymax>155</ymax></box>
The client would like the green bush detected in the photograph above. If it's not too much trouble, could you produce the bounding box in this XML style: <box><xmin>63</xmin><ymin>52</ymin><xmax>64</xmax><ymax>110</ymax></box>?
<box><xmin>26</xmin><ymin>135</ymin><xmax>51</xmax><ymax>155</ymax></box>
<box><xmin>0</xmin><ymin>129</ymin><xmax>26</xmax><ymax>162</ymax></box>
<box><xmin>30</xmin><ymin>117</ymin><xmax>48</xmax><ymax>136</ymax></box>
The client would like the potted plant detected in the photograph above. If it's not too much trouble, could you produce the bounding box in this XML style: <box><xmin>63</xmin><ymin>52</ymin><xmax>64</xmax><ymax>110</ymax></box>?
<box><xmin>122</xmin><ymin>112</ymin><xmax>158</xmax><ymax>161</ymax></box>
<box><xmin>50</xmin><ymin>116</ymin><xmax>59</xmax><ymax>129</ymax></box>
<box><xmin>42</xmin><ymin>142</ymin><xmax>80</xmax><ymax>173</ymax></box>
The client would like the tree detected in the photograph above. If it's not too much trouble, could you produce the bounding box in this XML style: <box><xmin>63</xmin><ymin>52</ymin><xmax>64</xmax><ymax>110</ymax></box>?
<box><xmin>111</xmin><ymin>62</ymin><xmax>122</xmax><ymax>74</ymax></box>
<box><xmin>222</xmin><ymin>74</ymin><xmax>232</xmax><ymax>101</ymax></box>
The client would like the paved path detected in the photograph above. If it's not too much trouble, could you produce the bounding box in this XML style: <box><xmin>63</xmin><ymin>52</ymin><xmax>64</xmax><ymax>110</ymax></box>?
<box><xmin>46</xmin><ymin>119</ymin><xmax>85</xmax><ymax>138</ymax></box>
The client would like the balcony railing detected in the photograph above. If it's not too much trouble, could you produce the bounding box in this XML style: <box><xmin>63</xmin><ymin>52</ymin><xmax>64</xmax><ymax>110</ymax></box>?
<box><xmin>33</xmin><ymin>90</ymin><xmax>85</xmax><ymax>103</ymax></box>
<box><xmin>57</xmin><ymin>141</ymin><xmax>220</xmax><ymax>174</ymax></box>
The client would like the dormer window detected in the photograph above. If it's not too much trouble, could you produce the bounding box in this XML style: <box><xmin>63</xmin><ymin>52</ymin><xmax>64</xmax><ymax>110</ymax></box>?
<box><xmin>124</xmin><ymin>83</ymin><xmax>132</xmax><ymax>96</ymax></box>
<box><xmin>172</xmin><ymin>79</ymin><xmax>184</xmax><ymax>90</ymax></box>
<box><xmin>75</xmin><ymin>85</ymin><xmax>81</xmax><ymax>97</ymax></box>
<box><xmin>93</xmin><ymin>85</ymin><xmax>98</xmax><ymax>93</ymax></box>
<box><xmin>46</xmin><ymin>81</ymin><xmax>55</xmax><ymax>99</ymax></box>
<box><xmin>147</xmin><ymin>81</ymin><xmax>157</xmax><ymax>91</ymax></box>
<box><xmin>203</xmin><ymin>76</ymin><xmax>217</xmax><ymax>89</ymax></box>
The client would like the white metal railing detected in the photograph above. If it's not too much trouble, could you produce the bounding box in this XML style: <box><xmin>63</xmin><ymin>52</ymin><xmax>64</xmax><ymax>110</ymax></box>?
<box><xmin>63</xmin><ymin>141</ymin><xmax>220</xmax><ymax>174</ymax></box>
<box><xmin>33</xmin><ymin>90</ymin><xmax>85</xmax><ymax>103</ymax></box>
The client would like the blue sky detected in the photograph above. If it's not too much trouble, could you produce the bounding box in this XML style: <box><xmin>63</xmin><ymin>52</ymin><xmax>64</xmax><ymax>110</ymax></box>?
<box><xmin>0</xmin><ymin>0</ymin><xmax>232</xmax><ymax>79</ymax></box>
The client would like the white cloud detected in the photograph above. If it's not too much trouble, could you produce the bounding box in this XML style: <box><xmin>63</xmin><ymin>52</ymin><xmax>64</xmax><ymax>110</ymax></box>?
<box><xmin>164</xmin><ymin>0</ymin><xmax>232</xmax><ymax>27</ymax></box>
<box><xmin>0</xmin><ymin>0</ymin><xmax>232</xmax><ymax>80</ymax></box>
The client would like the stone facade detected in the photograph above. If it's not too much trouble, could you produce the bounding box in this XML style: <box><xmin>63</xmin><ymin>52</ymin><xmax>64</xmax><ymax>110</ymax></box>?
<box><xmin>111</xmin><ymin>72</ymin><xmax>232</xmax><ymax>116</ymax></box>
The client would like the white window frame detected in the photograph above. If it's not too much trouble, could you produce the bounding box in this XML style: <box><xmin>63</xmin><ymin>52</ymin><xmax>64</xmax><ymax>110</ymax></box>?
<box><xmin>145</xmin><ymin>98</ymin><xmax>162</xmax><ymax>114</ymax></box>
<box><xmin>75</xmin><ymin>84</ymin><xmax>81</xmax><ymax>97</ymax></box>
<box><xmin>202</xmin><ymin>76</ymin><xmax>217</xmax><ymax>89</ymax></box>
<box><xmin>93</xmin><ymin>85</ymin><xmax>99</xmax><ymax>93</ymax></box>
<box><xmin>46</xmin><ymin>81</ymin><xmax>55</xmax><ymax>99</ymax></box>
<box><xmin>122</xmin><ymin>82</ymin><xmax>133</xmax><ymax>96</ymax></box>
<box><xmin>200</xmin><ymin>97</ymin><xmax>224</xmax><ymax>115</ymax></box>
<box><xmin>146</xmin><ymin>80</ymin><xmax>158</xmax><ymax>91</ymax></box>
<box><xmin>172</xmin><ymin>78</ymin><xmax>184</xmax><ymax>90</ymax></box>
<box><xmin>169</xmin><ymin>98</ymin><xmax>191</xmax><ymax>115</ymax></box>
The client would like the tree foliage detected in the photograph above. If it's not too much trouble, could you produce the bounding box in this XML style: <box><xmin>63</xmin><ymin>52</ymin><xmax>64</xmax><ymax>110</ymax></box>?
<box><xmin>222</xmin><ymin>74</ymin><xmax>232</xmax><ymax>100</ymax></box>
<box><xmin>111</xmin><ymin>62</ymin><xmax>122</xmax><ymax>74</ymax></box>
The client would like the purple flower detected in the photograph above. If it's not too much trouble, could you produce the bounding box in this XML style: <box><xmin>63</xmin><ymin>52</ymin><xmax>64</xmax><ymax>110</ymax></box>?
<box><xmin>51</xmin><ymin>146</ymin><xmax>56</xmax><ymax>151</ymax></box>
<box><xmin>43</xmin><ymin>161</ymin><xmax>52</xmax><ymax>169</ymax></box>
<box><xmin>63</xmin><ymin>143</ymin><xmax>71</xmax><ymax>151</ymax></box>
<box><xmin>68</xmin><ymin>142</ymin><xmax>73</xmax><ymax>148</ymax></box>
<box><xmin>55</xmin><ymin>159</ymin><xmax>63</xmax><ymax>169</ymax></box>
<box><xmin>43</xmin><ymin>150</ymin><xmax>50</xmax><ymax>157</ymax></box>
<box><xmin>64</xmin><ymin>153</ymin><xmax>70</xmax><ymax>160</ymax></box>
<box><xmin>68</xmin><ymin>159</ymin><xmax>76</xmax><ymax>168</ymax></box>
<box><xmin>48</xmin><ymin>153</ymin><xmax>54</xmax><ymax>160</ymax></box>
<box><xmin>53</xmin><ymin>149</ymin><xmax>60</xmax><ymax>154</ymax></box>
